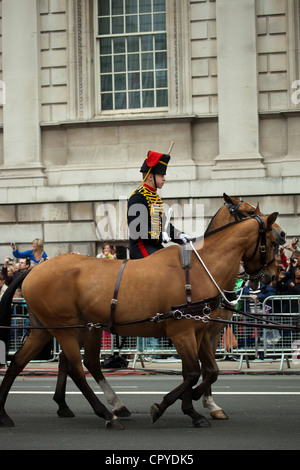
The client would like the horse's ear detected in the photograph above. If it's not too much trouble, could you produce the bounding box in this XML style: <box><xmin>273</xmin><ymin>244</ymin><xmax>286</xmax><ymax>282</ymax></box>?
<box><xmin>267</xmin><ymin>212</ymin><xmax>278</xmax><ymax>227</ymax></box>
<box><xmin>254</xmin><ymin>203</ymin><xmax>260</xmax><ymax>215</ymax></box>
<box><xmin>223</xmin><ymin>193</ymin><xmax>234</xmax><ymax>204</ymax></box>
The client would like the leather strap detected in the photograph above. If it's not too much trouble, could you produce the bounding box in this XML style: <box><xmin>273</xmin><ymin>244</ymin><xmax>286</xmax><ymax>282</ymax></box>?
<box><xmin>180</xmin><ymin>244</ymin><xmax>192</xmax><ymax>304</ymax></box>
<box><xmin>108</xmin><ymin>259</ymin><xmax>128</xmax><ymax>331</ymax></box>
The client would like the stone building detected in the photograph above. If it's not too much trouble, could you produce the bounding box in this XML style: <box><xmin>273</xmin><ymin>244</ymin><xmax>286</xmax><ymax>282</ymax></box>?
<box><xmin>0</xmin><ymin>0</ymin><xmax>299</xmax><ymax>260</ymax></box>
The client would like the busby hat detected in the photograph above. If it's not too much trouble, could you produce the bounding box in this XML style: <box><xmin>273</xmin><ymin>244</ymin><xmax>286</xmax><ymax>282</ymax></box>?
<box><xmin>140</xmin><ymin>151</ymin><xmax>170</xmax><ymax>175</ymax></box>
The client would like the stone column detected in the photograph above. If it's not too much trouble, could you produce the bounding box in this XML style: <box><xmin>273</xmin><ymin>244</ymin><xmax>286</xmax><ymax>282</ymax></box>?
<box><xmin>0</xmin><ymin>0</ymin><xmax>46</xmax><ymax>186</ymax></box>
<box><xmin>212</xmin><ymin>0</ymin><xmax>266</xmax><ymax>179</ymax></box>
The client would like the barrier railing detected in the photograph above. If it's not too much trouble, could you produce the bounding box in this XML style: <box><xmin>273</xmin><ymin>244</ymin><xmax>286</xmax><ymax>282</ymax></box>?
<box><xmin>4</xmin><ymin>296</ymin><xmax>300</xmax><ymax>369</ymax></box>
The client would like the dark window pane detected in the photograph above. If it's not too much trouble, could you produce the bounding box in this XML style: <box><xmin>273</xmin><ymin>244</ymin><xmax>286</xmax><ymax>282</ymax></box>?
<box><xmin>127</xmin><ymin>36</ymin><xmax>139</xmax><ymax>52</ymax></box>
<box><xmin>141</xmin><ymin>35</ymin><xmax>153</xmax><ymax>51</ymax></box>
<box><xmin>112</xmin><ymin>0</ymin><xmax>123</xmax><ymax>15</ymax></box>
<box><xmin>114</xmin><ymin>37</ymin><xmax>125</xmax><ymax>53</ymax></box>
<box><xmin>100</xmin><ymin>38</ymin><xmax>111</xmax><ymax>55</ymax></box>
<box><xmin>155</xmin><ymin>33</ymin><xmax>166</xmax><ymax>51</ymax></box>
<box><xmin>101</xmin><ymin>74</ymin><xmax>113</xmax><ymax>92</ymax></box>
<box><xmin>153</xmin><ymin>13</ymin><xmax>166</xmax><ymax>31</ymax></box>
<box><xmin>155</xmin><ymin>51</ymin><xmax>167</xmax><ymax>69</ymax></box>
<box><xmin>153</xmin><ymin>0</ymin><xmax>165</xmax><ymax>12</ymax></box>
<box><xmin>98</xmin><ymin>17</ymin><xmax>110</xmax><ymax>35</ymax></box>
<box><xmin>100</xmin><ymin>56</ymin><xmax>112</xmax><ymax>73</ymax></box>
<box><xmin>142</xmin><ymin>71</ymin><xmax>154</xmax><ymax>89</ymax></box>
<box><xmin>112</xmin><ymin>16</ymin><xmax>124</xmax><ymax>34</ymax></box>
<box><xmin>126</xmin><ymin>0</ymin><xmax>137</xmax><ymax>14</ymax></box>
<box><xmin>114</xmin><ymin>55</ymin><xmax>126</xmax><ymax>72</ymax></box>
<box><xmin>126</xmin><ymin>15</ymin><xmax>138</xmax><ymax>33</ymax></box>
<box><xmin>98</xmin><ymin>0</ymin><xmax>110</xmax><ymax>16</ymax></box>
<box><xmin>156</xmin><ymin>89</ymin><xmax>168</xmax><ymax>106</ymax></box>
<box><xmin>114</xmin><ymin>73</ymin><xmax>126</xmax><ymax>91</ymax></box>
<box><xmin>128</xmin><ymin>72</ymin><xmax>140</xmax><ymax>90</ymax></box>
<box><xmin>129</xmin><ymin>91</ymin><xmax>140</xmax><ymax>108</ymax></box>
<box><xmin>142</xmin><ymin>52</ymin><xmax>153</xmax><ymax>70</ymax></box>
<box><xmin>101</xmin><ymin>93</ymin><xmax>113</xmax><ymax>110</ymax></box>
<box><xmin>156</xmin><ymin>70</ymin><xmax>167</xmax><ymax>88</ymax></box>
<box><xmin>128</xmin><ymin>53</ymin><xmax>140</xmax><ymax>71</ymax></box>
<box><xmin>140</xmin><ymin>14</ymin><xmax>152</xmax><ymax>32</ymax></box>
<box><xmin>115</xmin><ymin>92</ymin><xmax>127</xmax><ymax>109</ymax></box>
<box><xmin>139</xmin><ymin>0</ymin><xmax>151</xmax><ymax>13</ymax></box>
<box><xmin>142</xmin><ymin>90</ymin><xmax>154</xmax><ymax>107</ymax></box>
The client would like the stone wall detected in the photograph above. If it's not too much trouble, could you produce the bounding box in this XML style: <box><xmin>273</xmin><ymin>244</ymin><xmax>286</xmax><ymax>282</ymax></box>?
<box><xmin>0</xmin><ymin>0</ymin><xmax>299</xmax><ymax>262</ymax></box>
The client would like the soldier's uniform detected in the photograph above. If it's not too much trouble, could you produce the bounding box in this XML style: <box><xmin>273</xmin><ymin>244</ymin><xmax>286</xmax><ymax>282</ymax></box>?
<box><xmin>127</xmin><ymin>151</ymin><xmax>185</xmax><ymax>259</ymax></box>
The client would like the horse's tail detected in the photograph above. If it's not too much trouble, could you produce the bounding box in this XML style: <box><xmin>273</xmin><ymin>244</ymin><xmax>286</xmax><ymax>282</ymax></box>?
<box><xmin>0</xmin><ymin>270</ymin><xmax>31</xmax><ymax>348</ymax></box>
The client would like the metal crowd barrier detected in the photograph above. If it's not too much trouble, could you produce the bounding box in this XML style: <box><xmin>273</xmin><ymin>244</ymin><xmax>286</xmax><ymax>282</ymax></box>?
<box><xmin>5</xmin><ymin>296</ymin><xmax>300</xmax><ymax>369</ymax></box>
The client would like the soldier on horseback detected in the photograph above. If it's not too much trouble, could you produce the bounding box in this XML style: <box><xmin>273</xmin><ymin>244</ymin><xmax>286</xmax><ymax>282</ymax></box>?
<box><xmin>127</xmin><ymin>150</ymin><xmax>191</xmax><ymax>259</ymax></box>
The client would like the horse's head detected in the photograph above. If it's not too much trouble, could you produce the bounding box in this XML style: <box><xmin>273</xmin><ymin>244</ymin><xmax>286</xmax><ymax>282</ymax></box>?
<box><xmin>252</xmin><ymin>201</ymin><xmax>286</xmax><ymax>246</ymax></box>
<box><xmin>243</xmin><ymin>212</ymin><xmax>279</xmax><ymax>284</ymax></box>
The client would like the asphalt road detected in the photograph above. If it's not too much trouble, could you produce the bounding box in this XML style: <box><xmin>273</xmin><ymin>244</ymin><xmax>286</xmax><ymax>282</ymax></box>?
<box><xmin>0</xmin><ymin>374</ymin><xmax>299</xmax><ymax>454</ymax></box>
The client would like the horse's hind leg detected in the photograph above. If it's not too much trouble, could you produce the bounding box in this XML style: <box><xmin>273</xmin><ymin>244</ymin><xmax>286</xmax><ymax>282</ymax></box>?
<box><xmin>52</xmin><ymin>330</ymin><xmax>124</xmax><ymax>430</ymax></box>
<box><xmin>83</xmin><ymin>330</ymin><xmax>131</xmax><ymax>418</ymax></box>
<box><xmin>0</xmin><ymin>329</ymin><xmax>52</xmax><ymax>427</ymax></box>
<box><xmin>53</xmin><ymin>350</ymin><xmax>75</xmax><ymax>418</ymax></box>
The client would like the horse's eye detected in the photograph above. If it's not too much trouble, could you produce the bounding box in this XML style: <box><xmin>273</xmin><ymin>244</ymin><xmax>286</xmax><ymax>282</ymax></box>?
<box><xmin>247</xmin><ymin>210</ymin><xmax>255</xmax><ymax>216</ymax></box>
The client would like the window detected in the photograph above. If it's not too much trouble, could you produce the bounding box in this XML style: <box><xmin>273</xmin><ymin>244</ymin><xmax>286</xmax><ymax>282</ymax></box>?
<box><xmin>97</xmin><ymin>0</ymin><xmax>168</xmax><ymax>112</ymax></box>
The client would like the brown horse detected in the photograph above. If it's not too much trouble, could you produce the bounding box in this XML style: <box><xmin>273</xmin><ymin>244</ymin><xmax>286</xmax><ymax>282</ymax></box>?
<box><xmin>53</xmin><ymin>193</ymin><xmax>284</xmax><ymax>421</ymax></box>
<box><xmin>0</xmin><ymin>209</ymin><xmax>281</xmax><ymax>429</ymax></box>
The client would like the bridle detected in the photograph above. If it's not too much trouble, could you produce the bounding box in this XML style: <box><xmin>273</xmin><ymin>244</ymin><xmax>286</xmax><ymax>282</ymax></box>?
<box><xmin>223</xmin><ymin>200</ymin><xmax>275</xmax><ymax>280</ymax></box>
<box><xmin>242</xmin><ymin>214</ymin><xmax>275</xmax><ymax>280</ymax></box>
<box><xmin>224</xmin><ymin>200</ymin><xmax>250</xmax><ymax>221</ymax></box>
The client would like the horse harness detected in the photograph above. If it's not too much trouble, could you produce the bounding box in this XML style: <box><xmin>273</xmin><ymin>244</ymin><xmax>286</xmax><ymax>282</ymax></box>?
<box><xmin>104</xmin><ymin>215</ymin><xmax>299</xmax><ymax>334</ymax></box>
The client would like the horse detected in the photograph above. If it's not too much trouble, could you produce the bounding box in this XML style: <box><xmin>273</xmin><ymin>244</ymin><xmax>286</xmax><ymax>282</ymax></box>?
<box><xmin>0</xmin><ymin>209</ymin><xmax>281</xmax><ymax>429</ymax></box>
<box><xmin>52</xmin><ymin>193</ymin><xmax>285</xmax><ymax>422</ymax></box>
<box><xmin>201</xmin><ymin>194</ymin><xmax>285</xmax><ymax>418</ymax></box>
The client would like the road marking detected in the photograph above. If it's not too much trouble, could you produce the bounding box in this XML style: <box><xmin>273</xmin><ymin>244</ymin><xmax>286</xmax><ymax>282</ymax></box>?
<box><xmin>9</xmin><ymin>391</ymin><xmax>300</xmax><ymax>395</ymax></box>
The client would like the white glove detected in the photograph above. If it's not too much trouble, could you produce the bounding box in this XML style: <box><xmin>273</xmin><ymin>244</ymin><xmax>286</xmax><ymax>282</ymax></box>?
<box><xmin>179</xmin><ymin>233</ymin><xmax>192</xmax><ymax>244</ymax></box>
<box><xmin>162</xmin><ymin>232</ymin><xmax>171</xmax><ymax>243</ymax></box>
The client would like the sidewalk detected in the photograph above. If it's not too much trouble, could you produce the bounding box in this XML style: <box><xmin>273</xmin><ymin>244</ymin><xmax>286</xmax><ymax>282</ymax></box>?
<box><xmin>1</xmin><ymin>354</ymin><xmax>299</xmax><ymax>375</ymax></box>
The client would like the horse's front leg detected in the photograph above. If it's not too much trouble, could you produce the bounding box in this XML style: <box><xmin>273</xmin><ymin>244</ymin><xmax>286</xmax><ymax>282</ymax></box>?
<box><xmin>192</xmin><ymin>335</ymin><xmax>221</xmax><ymax>416</ymax></box>
<box><xmin>201</xmin><ymin>321</ymin><xmax>229</xmax><ymax>419</ymax></box>
<box><xmin>150</xmin><ymin>330</ymin><xmax>210</xmax><ymax>428</ymax></box>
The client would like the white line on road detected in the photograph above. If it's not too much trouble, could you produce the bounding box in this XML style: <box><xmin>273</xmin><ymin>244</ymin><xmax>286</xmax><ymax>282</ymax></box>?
<box><xmin>9</xmin><ymin>391</ymin><xmax>300</xmax><ymax>395</ymax></box>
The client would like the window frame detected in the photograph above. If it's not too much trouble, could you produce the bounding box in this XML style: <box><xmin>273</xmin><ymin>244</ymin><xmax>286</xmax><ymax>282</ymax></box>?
<box><xmin>94</xmin><ymin>0</ymin><xmax>170</xmax><ymax>116</ymax></box>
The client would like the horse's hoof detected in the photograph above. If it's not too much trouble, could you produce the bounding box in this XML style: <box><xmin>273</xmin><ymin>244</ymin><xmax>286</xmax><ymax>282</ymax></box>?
<box><xmin>210</xmin><ymin>410</ymin><xmax>229</xmax><ymax>420</ymax></box>
<box><xmin>193</xmin><ymin>415</ymin><xmax>211</xmax><ymax>428</ymax></box>
<box><xmin>0</xmin><ymin>411</ymin><xmax>15</xmax><ymax>427</ymax></box>
<box><xmin>57</xmin><ymin>406</ymin><xmax>75</xmax><ymax>418</ymax></box>
<box><xmin>113</xmin><ymin>405</ymin><xmax>131</xmax><ymax>418</ymax></box>
<box><xmin>150</xmin><ymin>403</ymin><xmax>161</xmax><ymax>423</ymax></box>
<box><xmin>105</xmin><ymin>418</ymin><xmax>125</xmax><ymax>430</ymax></box>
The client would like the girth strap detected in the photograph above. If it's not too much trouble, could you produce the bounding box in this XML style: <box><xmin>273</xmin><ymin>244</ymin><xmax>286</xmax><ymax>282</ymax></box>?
<box><xmin>180</xmin><ymin>244</ymin><xmax>192</xmax><ymax>304</ymax></box>
<box><xmin>108</xmin><ymin>259</ymin><xmax>128</xmax><ymax>332</ymax></box>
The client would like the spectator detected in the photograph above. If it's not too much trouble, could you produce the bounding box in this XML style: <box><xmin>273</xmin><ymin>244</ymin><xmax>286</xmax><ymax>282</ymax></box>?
<box><xmin>251</xmin><ymin>273</ymin><xmax>276</xmax><ymax>306</ymax></box>
<box><xmin>1</xmin><ymin>260</ymin><xmax>15</xmax><ymax>286</ymax></box>
<box><xmin>0</xmin><ymin>273</ymin><xmax>8</xmax><ymax>300</ymax></box>
<box><xmin>97</xmin><ymin>244</ymin><xmax>116</xmax><ymax>259</ymax></box>
<box><xmin>286</xmin><ymin>266</ymin><xmax>300</xmax><ymax>295</ymax></box>
<box><xmin>11</xmin><ymin>238</ymin><xmax>48</xmax><ymax>264</ymax></box>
